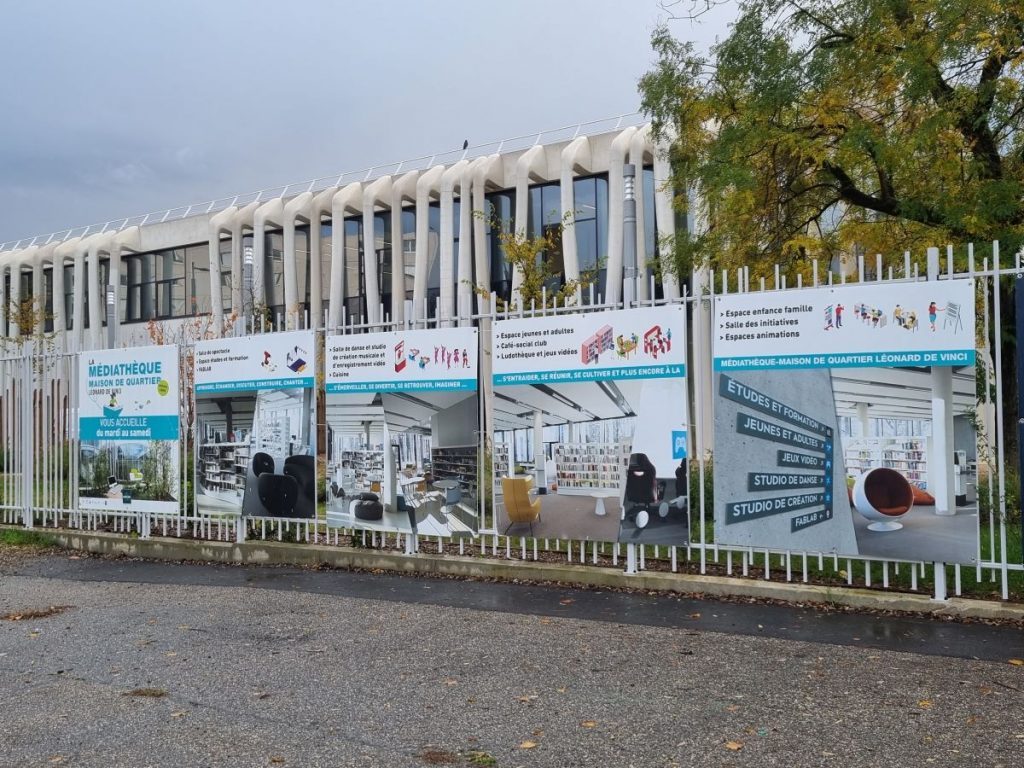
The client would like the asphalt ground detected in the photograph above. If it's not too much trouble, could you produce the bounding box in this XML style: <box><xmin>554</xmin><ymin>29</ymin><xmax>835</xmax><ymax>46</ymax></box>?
<box><xmin>2</xmin><ymin>552</ymin><xmax>1023</xmax><ymax>767</ymax></box>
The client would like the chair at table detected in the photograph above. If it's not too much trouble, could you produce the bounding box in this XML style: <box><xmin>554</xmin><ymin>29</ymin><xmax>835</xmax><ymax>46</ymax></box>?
<box><xmin>501</xmin><ymin>477</ymin><xmax>541</xmax><ymax>535</ymax></box>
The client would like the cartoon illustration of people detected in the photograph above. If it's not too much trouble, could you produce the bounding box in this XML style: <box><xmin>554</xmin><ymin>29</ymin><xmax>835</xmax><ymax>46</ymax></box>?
<box><xmin>434</xmin><ymin>346</ymin><xmax>439</xmax><ymax>364</ymax></box>
<box><xmin>453</xmin><ymin>348</ymin><xmax>461</xmax><ymax>367</ymax></box>
<box><xmin>109</xmin><ymin>392</ymin><xmax>119</xmax><ymax>409</ymax></box>
<box><xmin>893</xmin><ymin>305</ymin><xmax>903</xmax><ymax>327</ymax></box>
<box><xmin>928</xmin><ymin>301</ymin><xmax>944</xmax><ymax>331</ymax></box>
<box><xmin>835</xmin><ymin>304</ymin><xmax>844</xmax><ymax>327</ymax></box>
<box><xmin>262</xmin><ymin>351</ymin><xmax>273</xmax><ymax>368</ymax></box>
<box><xmin>906</xmin><ymin>310</ymin><xmax>918</xmax><ymax>331</ymax></box>
<box><xmin>462</xmin><ymin>349</ymin><xmax>470</xmax><ymax>368</ymax></box>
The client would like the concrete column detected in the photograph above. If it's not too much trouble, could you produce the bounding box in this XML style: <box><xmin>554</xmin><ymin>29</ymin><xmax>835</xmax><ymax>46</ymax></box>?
<box><xmin>70</xmin><ymin>243</ymin><xmax>87</xmax><ymax>352</ymax></box>
<box><xmin>926</xmin><ymin>247</ymin><xmax>956</xmax><ymax>516</ymax></box>
<box><xmin>208</xmin><ymin>207</ymin><xmax>237</xmax><ymax>328</ymax></box>
<box><xmin>414</xmin><ymin>165</ymin><xmax>445</xmax><ymax>322</ymax></box>
<box><xmin>362</xmin><ymin>177</ymin><xmax>392</xmax><ymax>326</ymax></box>
<box><xmin>630</xmin><ymin>126</ymin><xmax>652</xmax><ymax>300</ymax></box>
<box><xmin>457</xmin><ymin>160</ymin><xmax>479</xmax><ymax>324</ymax></box>
<box><xmin>653</xmin><ymin>135</ymin><xmax>680</xmax><ymax>299</ymax></box>
<box><xmin>51</xmin><ymin>252</ymin><xmax>66</xmax><ymax>342</ymax></box>
<box><xmin>283</xmin><ymin>192</ymin><xmax>313</xmax><ymax>329</ymax></box>
<box><xmin>87</xmin><ymin>243</ymin><xmax>104</xmax><ymax>349</ymax></box>
<box><xmin>8</xmin><ymin>252</ymin><xmax>22</xmax><ymax>338</ymax></box>
<box><xmin>533</xmin><ymin>410</ymin><xmax>545</xmax><ymax>489</ymax></box>
<box><xmin>329</xmin><ymin>183</ymin><xmax>362</xmax><ymax>330</ymax></box>
<box><xmin>512</xmin><ymin>145</ymin><xmax>546</xmax><ymax>307</ymax></box>
<box><xmin>606</xmin><ymin>127</ymin><xmax>637</xmax><ymax>306</ymax></box>
<box><xmin>440</xmin><ymin>162</ymin><xmax>468</xmax><ymax>324</ymax></box>
<box><xmin>309</xmin><ymin>186</ymin><xmax>338</xmax><ymax>330</ymax></box>
<box><xmin>252</xmin><ymin>199</ymin><xmax>284</xmax><ymax>314</ymax></box>
<box><xmin>559</xmin><ymin>137</ymin><xmax>591</xmax><ymax>286</ymax></box>
<box><xmin>856</xmin><ymin>402</ymin><xmax>869</xmax><ymax>437</ymax></box>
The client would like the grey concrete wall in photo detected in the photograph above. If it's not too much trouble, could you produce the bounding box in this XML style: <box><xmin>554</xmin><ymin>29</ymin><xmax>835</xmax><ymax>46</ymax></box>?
<box><xmin>713</xmin><ymin>370</ymin><xmax>859</xmax><ymax>554</ymax></box>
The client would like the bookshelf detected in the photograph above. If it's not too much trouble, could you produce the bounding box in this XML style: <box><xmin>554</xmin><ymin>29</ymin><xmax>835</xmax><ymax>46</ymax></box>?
<box><xmin>492</xmin><ymin>442</ymin><xmax>510</xmax><ymax>492</ymax></box>
<box><xmin>554</xmin><ymin>441</ymin><xmax>628</xmax><ymax>495</ymax></box>
<box><xmin>843</xmin><ymin>437</ymin><xmax>928</xmax><ymax>487</ymax></box>
<box><xmin>200</xmin><ymin>442</ymin><xmax>250</xmax><ymax>496</ymax></box>
<box><xmin>431</xmin><ymin>445</ymin><xmax>478</xmax><ymax>499</ymax></box>
<box><xmin>340</xmin><ymin>449</ymin><xmax>385</xmax><ymax>493</ymax></box>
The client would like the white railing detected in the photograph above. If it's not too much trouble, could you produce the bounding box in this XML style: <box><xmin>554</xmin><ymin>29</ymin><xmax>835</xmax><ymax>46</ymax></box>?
<box><xmin>2</xmin><ymin>241</ymin><xmax>1020</xmax><ymax>605</ymax></box>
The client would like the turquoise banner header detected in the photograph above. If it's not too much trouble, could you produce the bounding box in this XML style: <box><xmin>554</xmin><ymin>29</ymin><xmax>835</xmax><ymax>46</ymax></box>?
<box><xmin>327</xmin><ymin>378</ymin><xmax>477</xmax><ymax>393</ymax></box>
<box><xmin>494</xmin><ymin>363</ymin><xmax>686</xmax><ymax>386</ymax></box>
<box><xmin>714</xmin><ymin>349</ymin><xmax>975</xmax><ymax>371</ymax></box>
<box><xmin>195</xmin><ymin>376</ymin><xmax>315</xmax><ymax>394</ymax></box>
<box><xmin>80</xmin><ymin>414</ymin><xmax>179</xmax><ymax>442</ymax></box>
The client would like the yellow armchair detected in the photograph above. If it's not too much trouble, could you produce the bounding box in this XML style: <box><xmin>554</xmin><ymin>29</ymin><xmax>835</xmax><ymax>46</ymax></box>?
<box><xmin>501</xmin><ymin>477</ymin><xmax>541</xmax><ymax>535</ymax></box>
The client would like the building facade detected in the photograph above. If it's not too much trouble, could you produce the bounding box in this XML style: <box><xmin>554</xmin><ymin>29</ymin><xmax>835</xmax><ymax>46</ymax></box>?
<box><xmin>0</xmin><ymin>121</ymin><xmax>686</xmax><ymax>349</ymax></box>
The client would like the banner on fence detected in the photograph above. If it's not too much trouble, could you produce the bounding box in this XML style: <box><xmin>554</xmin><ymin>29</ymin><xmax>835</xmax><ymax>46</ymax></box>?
<box><xmin>193</xmin><ymin>331</ymin><xmax>317</xmax><ymax>519</ymax></box>
<box><xmin>713</xmin><ymin>279</ymin><xmax>976</xmax><ymax>370</ymax></box>
<box><xmin>78</xmin><ymin>344</ymin><xmax>180</xmax><ymax>513</ymax></box>
<box><xmin>325</xmin><ymin>327</ymin><xmax>480</xmax><ymax>537</ymax></box>
<box><xmin>492</xmin><ymin>305</ymin><xmax>689</xmax><ymax>545</ymax></box>
<box><xmin>713</xmin><ymin>282</ymin><xmax>978</xmax><ymax>564</ymax></box>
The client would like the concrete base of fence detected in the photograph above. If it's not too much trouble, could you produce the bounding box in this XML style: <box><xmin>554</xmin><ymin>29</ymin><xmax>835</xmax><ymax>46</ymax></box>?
<box><xmin>17</xmin><ymin>529</ymin><xmax>1024</xmax><ymax>622</ymax></box>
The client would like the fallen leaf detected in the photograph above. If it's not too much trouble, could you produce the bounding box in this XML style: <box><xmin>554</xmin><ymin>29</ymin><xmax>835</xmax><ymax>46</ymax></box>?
<box><xmin>559</xmin><ymin>598</ymin><xmax>574</xmax><ymax>606</ymax></box>
<box><xmin>556</xmin><ymin>687</ymin><xmax>567</xmax><ymax>693</ymax></box>
<box><xmin>517</xmin><ymin>694</ymin><xmax>538</xmax><ymax>703</ymax></box>
<box><xmin>966</xmin><ymin>716</ymin><xmax>977</xmax><ymax>725</ymax></box>
<box><xmin>689</xmin><ymin>612</ymin><xmax>701</xmax><ymax>619</ymax></box>
<box><xmin>519</xmin><ymin>740</ymin><xmax>538</xmax><ymax>750</ymax></box>
<box><xmin>1009</xmin><ymin>659</ymin><xmax>1024</xmax><ymax>667</ymax></box>
<box><xmin>539</xmin><ymin>618</ymin><xmax>552</xmax><ymax>625</ymax></box>
<box><xmin>580</xmin><ymin>720</ymin><xmax>597</xmax><ymax>728</ymax></box>
<box><xmin>443</xmin><ymin>678</ymin><xmax>458</xmax><ymax>686</ymax></box>
<box><xmin>49</xmin><ymin>757</ymin><xmax>64</xmax><ymax>764</ymax></box>
<box><xmin>725</xmin><ymin>704</ymin><xmax>740</xmax><ymax>713</ymax></box>
<box><xmin>165</xmin><ymin>652</ymin><xmax>177</xmax><ymax>658</ymax></box>
<box><xmin>170</xmin><ymin>711</ymin><xmax>187</xmax><ymax>718</ymax></box>
<box><xmin>269</xmin><ymin>758</ymin><xmax>285</xmax><ymax>765</ymax></box>
<box><xmin>724</xmin><ymin>741</ymin><xmax>744</xmax><ymax>751</ymax></box>
<box><xmin>918</xmin><ymin>699</ymin><xmax>933</xmax><ymax>709</ymax></box>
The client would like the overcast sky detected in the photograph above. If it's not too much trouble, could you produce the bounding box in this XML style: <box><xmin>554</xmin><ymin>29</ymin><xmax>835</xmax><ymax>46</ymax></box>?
<box><xmin>0</xmin><ymin>0</ymin><xmax>733</xmax><ymax>243</ymax></box>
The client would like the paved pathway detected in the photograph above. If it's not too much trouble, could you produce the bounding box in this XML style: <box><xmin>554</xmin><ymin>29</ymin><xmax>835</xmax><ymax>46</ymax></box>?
<box><xmin>2</xmin><ymin>554</ymin><xmax>1022</xmax><ymax>767</ymax></box>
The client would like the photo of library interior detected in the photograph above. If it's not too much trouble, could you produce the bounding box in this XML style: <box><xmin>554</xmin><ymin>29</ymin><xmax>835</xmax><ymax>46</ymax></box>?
<box><xmin>833</xmin><ymin>364</ymin><xmax>980</xmax><ymax>563</ymax></box>
<box><xmin>492</xmin><ymin>377</ymin><xmax>689</xmax><ymax>545</ymax></box>
<box><xmin>325</xmin><ymin>390</ymin><xmax>480</xmax><ymax>537</ymax></box>
<box><xmin>195</xmin><ymin>387</ymin><xmax>316</xmax><ymax>518</ymax></box>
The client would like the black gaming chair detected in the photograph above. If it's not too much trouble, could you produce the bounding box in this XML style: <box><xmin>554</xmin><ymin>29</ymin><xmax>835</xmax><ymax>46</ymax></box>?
<box><xmin>624</xmin><ymin>453</ymin><xmax>659</xmax><ymax>529</ymax></box>
<box><xmin>242</xmin><ymin>452</ymin><xmax>276</xmax><ymax>516</ymax></box>
<box><xmin>256</xmin><ymin>472</ymin><xmax>299</xmax><ymax>517</ymax></box>
<box><xmin>283</xmin><ymin>455</ymin><xmax>316</xmax><ymax>519</ymax></box>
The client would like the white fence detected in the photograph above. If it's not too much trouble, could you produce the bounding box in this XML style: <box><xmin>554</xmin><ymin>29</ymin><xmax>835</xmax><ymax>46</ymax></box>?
<box><xmin>1</xmin><ymin>242</ymin><xmax>1021</xmax><ymax>603</ymax></box>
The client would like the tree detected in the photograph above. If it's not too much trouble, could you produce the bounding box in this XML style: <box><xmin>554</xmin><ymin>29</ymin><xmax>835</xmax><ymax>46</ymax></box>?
<box><xmin>470</xmin><ymin>209</ymin><xmax>596</xmax><ymax>311</ymax></box>
<box><xmin>640</xmin><ymin>0</ymin><xmax>1024</xmax><ymax>277</ymax></box>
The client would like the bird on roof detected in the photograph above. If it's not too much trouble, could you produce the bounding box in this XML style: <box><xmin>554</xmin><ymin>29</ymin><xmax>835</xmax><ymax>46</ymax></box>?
<box><xmin>462</xmin><ymin>139</ymin><xmax>469</xmax><ymax>150</ymax></box>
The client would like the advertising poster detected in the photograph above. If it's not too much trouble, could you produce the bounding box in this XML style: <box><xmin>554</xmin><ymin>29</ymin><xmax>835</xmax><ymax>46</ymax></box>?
<box><xmin>492</xmin><ymin>305</ymin><xmax>688</xmax><ymax>545</ymax></box>
<box><xmin>713</xmin><ymin>280</ymin><xmax>978</xmax><ymax>563</ymax></box>
<box><xmin>325</xmin><ymin>327</ymin><xmax>480</xmax><ymax>537</ymax></box>
<box><xmin>78</xmin><ymin>344</ymin><xmax>180</xmax><ymax>513</ymax></box>
<box><xmin>193</xmin><ymin>330</ymin><xmax>317</xmax><ymax>518</ymax></box>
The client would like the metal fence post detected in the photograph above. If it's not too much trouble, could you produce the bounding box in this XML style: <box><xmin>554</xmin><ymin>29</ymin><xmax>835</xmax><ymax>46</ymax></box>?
<box><xmin>21</xmin><ymin>342</ymin><xmax>34</xmax><ymax>529</ymax></box>
<box><xmin>926</xmin><ymin>247</ymin><xmax>948</xmax><ymax>602</ymax></box>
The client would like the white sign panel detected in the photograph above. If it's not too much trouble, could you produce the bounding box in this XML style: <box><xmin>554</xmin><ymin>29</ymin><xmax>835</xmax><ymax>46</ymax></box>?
<box><xmin>195</xmin><ymin>330</ymin><xmax>316</xmax><ymax>393</ymax></box>
<box><xmin>326</xmin><ymin>327</ymin><xmax>478</xmax><ymax>393</ymax></box>
<box><xmin>492</xmin><ymin>305</ymin><xmax>686</xmax><ymax>385</ymax></box>
<box><xmin>78</xmin><ymin>344</ymin><xmax>180</xmax><ymax>513</ymax></box>
<box><xmin>713</xmin><ymin>280</ymin><xmax>975</xmax><ymax>370</ymax></box>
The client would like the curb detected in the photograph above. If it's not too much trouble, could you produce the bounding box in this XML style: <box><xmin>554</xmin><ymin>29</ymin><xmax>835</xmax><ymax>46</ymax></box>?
<box><xmin>14</xmin><ymin>527</ymin><xmax>1024</xmax><ymax>622</ymax></box>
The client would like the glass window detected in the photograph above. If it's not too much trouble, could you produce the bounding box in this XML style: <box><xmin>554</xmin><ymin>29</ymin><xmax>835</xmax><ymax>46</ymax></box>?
<box><xmin>400</xmin><ymin>208</ymin><xmax>415</xmax><ymax>302</ymax></box>
<box><xmin>642</xmin><ymin>165</ymin><xmax>663</xmax><ymax>300</ymax></box>
<box><xmin>264</xmin><ymin>230</ymin><xmax>285</xmax><ymax>320</ymax></box>
<box><xmin>425</xmin><ymin>202</ymin><xmax>458</xmax><ymax>312</ymax></box>
<box><xmin>343</xmin><ymin>217</ymin><xmax>363</xmax><ymax>322</ymax></box>
<box><xmin>573</xmin><ymin>174</ymin><xmax>609</xmax><ymax>301</ymax></box>
<box><xmin>527</xmin><ymin>182</ymin><xmax>564</xmax><ymax>295</ymax></box>
<box><xmin>218</xmin><ymin>238</ymin><xmax>232</xmax><ymax>313</ymax></box>
<box><xmin>42</xmin><ymin>267</ymin><xmax>54</xmax><ymax>333</ymax></box>
<box><xmin>485</xmin><ymin>191</ymin><xmax>515</xmax><ymax>302</ymax></box>
<box><xmin>121</xmin><ymin>243</ymin><xmax>211</xmax><ymax>323</ymax></box>
<box><xmin>63</xmin><ymin>265</ymin><xmax>74</xmax><ymax>330</ymax></box>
